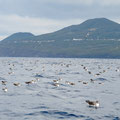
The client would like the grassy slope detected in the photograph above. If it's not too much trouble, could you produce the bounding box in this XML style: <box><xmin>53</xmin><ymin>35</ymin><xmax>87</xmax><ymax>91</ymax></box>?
<box><xmin>1</xmin><ymin>39</ymin><xmax>120</xmax><ymax>58</ymax></box>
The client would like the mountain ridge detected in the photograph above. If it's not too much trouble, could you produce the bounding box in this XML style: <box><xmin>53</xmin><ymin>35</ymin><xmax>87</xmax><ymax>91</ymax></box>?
<box><xmin>0</xmin><ymin>18</ymin><xmax>120</xmax><ymax>58</ymax></box>
<box><xmin>2</xmin><ymin>32</ymin><xmax>35</xmax><ymax>43</ymax></box>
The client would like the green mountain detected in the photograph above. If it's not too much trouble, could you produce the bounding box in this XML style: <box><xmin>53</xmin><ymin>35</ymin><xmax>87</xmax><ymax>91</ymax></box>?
<box><xmin>0</xmin><ymin>18</ymin><xmax>120</xmax><ymax>58</ymax></box>
<box><xmin>34</xmin><ymin>18</ymin><xmax>120</xmax><ymax>41</ymax></box>
<box><xmin>2</xmin><ymin>32</ymin><xmax>35</xmax><ymax>42</ymax></box>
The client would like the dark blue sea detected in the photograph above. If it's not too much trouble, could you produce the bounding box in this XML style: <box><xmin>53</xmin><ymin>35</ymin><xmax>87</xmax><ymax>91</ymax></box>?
<box><xmin>0</xmin><ymin>58</ymin><xmax>120</xmax><ymax>120</ymax></box>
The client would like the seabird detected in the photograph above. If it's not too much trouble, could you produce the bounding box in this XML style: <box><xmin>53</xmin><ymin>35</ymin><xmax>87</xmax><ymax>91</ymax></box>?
<box><xmin>103</xmin><ymin>70</ymin><xmax>106</xmax><ymax>73</ymax></box>
<box><xmin>90</xmin><ymin>79</ymin><xmax>95</xmax><ymax>83</ymax></box>
<box><xmin>25</xmin><ymin>80</ymin><xmax>36</xmax><ymax>85</ymax></box>
<box><xmin>53</xmin><ymin>83</ymin><xmax>60</xmax><ymax>87</ymax></box>
<box><xmin>2</xmin><ymin>81</ymin><xmax>7</xmax><ymax>85</ymax></box>
<box><xmin>53</xmin><ymin>80</ymin><xmax>59</xmax><ymax>83</ymax></box>
<box><xmin>116</xmin><ymin>69</ymin><xmax>119</xmax><ymax>72</ymax></box>
<box><xmin>58</xmin><ymin>78</ymin><xmax>62</xmax><ymax>81</ymax></box>
<box><xmin>78</xmin><ymin>80</ymin><xmax>82</xmax><ymax>82</ymax></box>
<box><xmin>95</xmin><ymin>73</ymin><xmax>100</xmax><ymax>76</ymax></box>
<box><xmin>65</xmin><ymin>81</ymin><xmax>75</xmax><ymax>85</ymax></box>
<box><xmin>70</xmin><ymin>82</ymin><xmax>75</xmax><ymax>85</ymax></box>
<box><xmin>13</xmin><ymin>83</ymin><xmax>21</xmax><ymax>86</ymax></box>
<box><xmin>65</xmin><ymin>81</ymin><xmax>71</xmax><ymax>85</ymax></box>
<box><xmin>88</xmin><ymin>71</ymin><xmax>92</xmax><ymax>74</ymax></box>
<box><xmin>83</xmin><ymin>82</ymin><xmax>88</xmax><ymax>84</ymax></box>
<box><xmin>86</xmin><ymin>100</ymin><xmax>99</xmax><ymax>108</ymax></box>
<box><xmin>2</xmin><ymin>87</ymin><xmax>8</xmax><ymax>92</ymax></box>
<box><xmin>98</xmin><ymin>82</ymin><xmax>104</xmax><ymax>85</ymax></box>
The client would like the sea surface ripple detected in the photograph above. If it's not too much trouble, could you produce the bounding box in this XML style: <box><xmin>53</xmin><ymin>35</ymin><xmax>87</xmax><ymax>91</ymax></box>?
<box><xmin>0</xmin><ymin>57</ymin><xmax>120</xmax><ymax>120</ymax></box>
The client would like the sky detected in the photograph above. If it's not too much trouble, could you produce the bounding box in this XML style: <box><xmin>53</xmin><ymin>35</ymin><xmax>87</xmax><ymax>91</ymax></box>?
<box><xmin>0</xmin><ymin>0</ymin><xmax>120</xmax><ymax>40</ymax></box>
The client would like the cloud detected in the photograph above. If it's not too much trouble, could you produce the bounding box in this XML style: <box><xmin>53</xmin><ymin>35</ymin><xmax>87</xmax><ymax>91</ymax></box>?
<box><xmin>0</xmin><ymin>0</ymin><xmax>120</xmax><ymax>6</ymax></box>
<box><xmin>100</xmin><ymin>0</ymin><xmax>120</xmax><ymax>6</ymax></box>
<box><xmin>0</xmin><ymin>0</ymin><xmax>120</xmax><ymax>40</ymax></box>
<box><xmin>0</xmin><ymin>14</ymin><xmax>62</xmax><ymax>34</ymax></box>
<box><xmin>0</xmin><ymin>14</ymin><xmax>84</xmax><ymax>40</ymax></box>
<box><xmin>55</xmin><ymin>0</ymin><xmax>120</xmax><ymax>6</ymax></box>
<box><xmin>42</xmin><ymin>0</ymin><xmax>120</xmax><ymax>6</ymax></box>
<box><xmin>50</xmin><ymin>0</ymin><xmax>94</xmax><ymax>5</ymax></box>
<box><xmin>0</xmin><ymin>0</ymin><xmax>119</xmax><ymax>20</ymax></box>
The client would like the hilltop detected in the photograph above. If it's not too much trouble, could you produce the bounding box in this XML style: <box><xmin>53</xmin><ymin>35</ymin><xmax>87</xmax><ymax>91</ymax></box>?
<box><xmin>0</xmin><ymin>18</ymin><xmax>120</xmax><ymax>58</ymax></box>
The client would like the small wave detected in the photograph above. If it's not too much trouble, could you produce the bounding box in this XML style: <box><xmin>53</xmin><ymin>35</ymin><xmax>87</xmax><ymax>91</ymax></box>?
<box><xmin>95</xmin><ymin>78</ymin><xmax>107</xmax><ymax>81</ymax></box>
<box><xmin>32</xmin><ymin>106</ymin><xmax>49</xmax><ymax>110</ymax></box>
<box><xmin>113</xmin><ymin>102</ymin><xmax>119</xmax><ymax>105</ymax></box>
<box><xmin>57</xmin><ymin>72</ymin><xmax>66</xmax><ymax>75</ymax></box>
<box><xmin>104</xmin><ymin>115</ymin><xmax>120</xmax><ymax>120</ymax></box>
<box><xmin>71</xmin><ymin>72</ymin><xmax>80</xmax><ymax>74</ymax></box>
<box><xmin>25</xmin><ymin>110</ymin><xmax>88</xmax><ymax>119</ymax></box>
<box><xmin>113</xmin><ymin>117</ymin><xmax>120</xmax><ymax>120</ymax></box>
<box><xmin>24</xmin><ymin>110</ymin><xmax>95</xmax><ymax>120</ymax></box>
<box><xmin>34</xmin><ymin>74</ymin><xmax>44</xmax><ymax>78</ymax></box>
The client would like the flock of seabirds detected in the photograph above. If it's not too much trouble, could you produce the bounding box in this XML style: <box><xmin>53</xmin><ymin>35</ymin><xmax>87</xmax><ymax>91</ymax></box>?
<box><xmin>1</xmin><ymin>59</ymin><xmax>120</xmax><ymax>109</ymax></box>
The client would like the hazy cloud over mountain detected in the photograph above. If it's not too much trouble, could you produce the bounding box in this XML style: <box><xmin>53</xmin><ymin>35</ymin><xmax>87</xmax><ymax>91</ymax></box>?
<box><xmin>0</xmin><ymin>0</ymin><xmax>119</xmax><ymax>40</ymax></box>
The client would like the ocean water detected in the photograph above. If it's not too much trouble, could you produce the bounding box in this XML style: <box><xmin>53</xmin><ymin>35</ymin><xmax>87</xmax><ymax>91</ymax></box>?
<box><xmin>0</xmin><ymin>57</ymin><xmax>120</xmax><ymax>120</ymax></box>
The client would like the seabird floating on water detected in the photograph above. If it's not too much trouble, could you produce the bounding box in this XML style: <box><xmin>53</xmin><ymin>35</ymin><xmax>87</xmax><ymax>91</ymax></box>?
<box><xmin>2</xmin><ymin>87</ymin><xmax>8</xmax><ymax>92</ymax></box>
<box><xmin>13</xmin><ymin>83</ymin><xmax>21</xmax><ymax>86</ymax></box>
<box><xmin>86</xmin><ymin>100</ymin><xmax>99</xmax><ymax>108</ymax></box>
<box><xmin>2</xmin><ymin>81</ymin><xmax>7</xmax><ymax>85</ymax></box>
<box><xmin>53</xmin><ymin>83</ymin><xmax>60</xmax><ymax>87</ymax></box>
<box><xmin>25</xmin><ymin>80</ymin><xmax>36</xmax><ymax>85</ymax></box>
